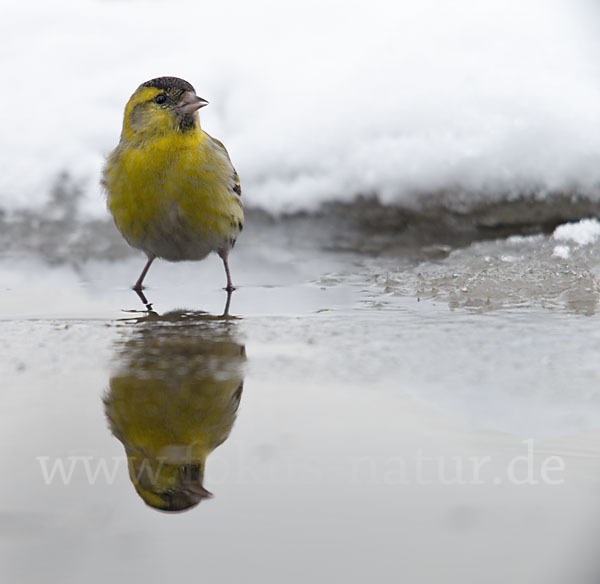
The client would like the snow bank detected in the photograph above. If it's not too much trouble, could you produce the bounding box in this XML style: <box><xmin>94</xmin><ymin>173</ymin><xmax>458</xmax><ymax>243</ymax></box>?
<box><xmin>1</xmin><ymin>0</ymin><xmax>599</xmax><ymax>218</ymax></box>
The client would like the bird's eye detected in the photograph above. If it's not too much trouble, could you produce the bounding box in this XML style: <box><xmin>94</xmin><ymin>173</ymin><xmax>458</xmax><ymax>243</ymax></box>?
<box><xmin>154</xmin><ymin>94</ymin><xmax>167</xmax><ymax>105</ymax></box>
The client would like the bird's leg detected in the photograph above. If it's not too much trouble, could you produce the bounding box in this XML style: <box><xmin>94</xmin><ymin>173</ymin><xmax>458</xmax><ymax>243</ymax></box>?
<box><xmin>221</xmin><ymin>288</ymin><xmax>233</xmax><ymax>318</ymax></box>
<box><xmin>219</xmin><ymin>252</ymin><xmax>236</xmax><ymax>293</ymax></box>
<box><xmin>133</xmin><ymin>256</ymin><xmax>155</xmax><ymax>292</ymax></box>
<box><xmin>132</xmin><ymin>256</ymin><xmax>156</xmax><ymax>311</ymax></box>
<box><xmin>218</xmin><ymin>252</ymin><xmax>235</xmax><ymax>317</ymax></box>
<box><xmin>133</xmin><ymin>287</ymin><xmax>153</xmax><ymax>311</ymax></box>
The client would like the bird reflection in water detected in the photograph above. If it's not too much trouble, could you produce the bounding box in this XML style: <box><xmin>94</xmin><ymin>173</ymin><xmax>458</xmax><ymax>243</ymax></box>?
<box><xmin>104</xmin><ymin>310</ymin><xmax>245</xmax><ymax>512</ymax></box>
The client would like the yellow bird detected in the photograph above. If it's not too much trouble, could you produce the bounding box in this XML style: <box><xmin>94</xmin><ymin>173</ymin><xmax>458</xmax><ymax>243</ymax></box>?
<box><xmin>101</xmin><ymin>77</ymin><xmax>243</xmax><ymax>301</ymax></box>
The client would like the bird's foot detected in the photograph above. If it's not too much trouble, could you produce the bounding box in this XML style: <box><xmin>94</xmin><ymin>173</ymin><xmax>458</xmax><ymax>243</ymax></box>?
<box><xmin>221</xmin><ymin>287</ymin><xmax>235</xmax><ymax>317</ymax></box>
<box><xmin>133</xmin><ymin>286</ymin><xmax>153</xmax><ymax>311</ymax></box>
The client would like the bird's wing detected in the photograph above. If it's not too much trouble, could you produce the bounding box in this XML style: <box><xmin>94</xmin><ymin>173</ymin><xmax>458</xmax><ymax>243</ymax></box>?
<box><xmin>206</xmin><ymin>133</ymin><xmax>242</xmax><ymax>198</ymax></box>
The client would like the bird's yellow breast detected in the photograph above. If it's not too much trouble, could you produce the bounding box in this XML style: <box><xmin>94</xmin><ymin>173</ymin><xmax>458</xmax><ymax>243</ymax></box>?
<box><xmin>103</xmin><ymin>129</ymin><xmax>243</xmax><ymax>261</ymax></box>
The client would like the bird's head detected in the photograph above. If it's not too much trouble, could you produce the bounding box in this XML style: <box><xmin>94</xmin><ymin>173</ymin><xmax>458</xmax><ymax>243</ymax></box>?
<box><xmin>128</xmin><ymin>453</ymin><xmax>213</xmax><ymax>513</ymax></box>
<box><xmin>121</xmin><ymin>76</ymin><xmax>208</xmax><ymax>143</ymax></box>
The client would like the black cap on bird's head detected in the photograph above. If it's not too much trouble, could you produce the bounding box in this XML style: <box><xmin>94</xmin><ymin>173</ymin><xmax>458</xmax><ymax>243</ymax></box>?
<box><xmin>141</xmin><ymin>76</ymin><xmax>196</xmax><ymax>94</ymax></box>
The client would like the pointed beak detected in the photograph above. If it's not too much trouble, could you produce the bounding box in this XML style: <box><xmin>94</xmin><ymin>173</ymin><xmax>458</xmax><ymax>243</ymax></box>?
<box><xmin>175</xmin><ymin>91</ymin><xmax>209</xmax><ymax>114</ymax></box>
<box><xmin>183</xmin><ymin>482</ymin><xmax>213</xmax><ymax>500</ymax></box>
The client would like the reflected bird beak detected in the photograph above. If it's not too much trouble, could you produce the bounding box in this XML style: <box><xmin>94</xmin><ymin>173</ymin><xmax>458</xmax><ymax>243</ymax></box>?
<box><xmin>183</xmin><ymin>482</ymin><xmax>213</xmax><ymax>500</ymax></box>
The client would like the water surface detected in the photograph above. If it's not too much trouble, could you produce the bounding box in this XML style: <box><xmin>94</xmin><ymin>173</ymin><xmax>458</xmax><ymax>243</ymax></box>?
<box><xmin>2</xmin><ymin>217</ymin><xmax>600</xmax><ymax>583</ymax></box>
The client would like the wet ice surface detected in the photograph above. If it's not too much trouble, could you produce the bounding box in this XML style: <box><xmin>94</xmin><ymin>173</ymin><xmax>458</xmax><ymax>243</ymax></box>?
<box><xmin>2</xmin><ymin>218</ymin><xmax>600</xmax><ymax>583</ymax></box>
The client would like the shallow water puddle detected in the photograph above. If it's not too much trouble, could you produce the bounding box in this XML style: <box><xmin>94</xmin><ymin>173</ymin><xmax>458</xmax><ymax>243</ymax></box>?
<box><xmin>2</xmin><ymin>228</ymin><xmax>600</xmax><ymax>583</ymax></box>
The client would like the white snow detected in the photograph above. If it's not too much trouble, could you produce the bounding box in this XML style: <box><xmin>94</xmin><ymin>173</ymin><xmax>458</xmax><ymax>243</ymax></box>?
<box><xmin>1</xmin><ymin>0</ymin><xmax>599</xmax><ymax>217</ymax></box>
<box><xmin>553</xmin><ymin>218</ymin><xmax>600</xmax><ymax>246</ymax></box>
<box><xmin>552</xmin><ymin>217</ymin><xmax>600</xmax><ymax>257</ymax></box>
<box><xmin>552</xmin><ymin>245</ymin><xmax>571</xmax><ymax>260</ymax></box>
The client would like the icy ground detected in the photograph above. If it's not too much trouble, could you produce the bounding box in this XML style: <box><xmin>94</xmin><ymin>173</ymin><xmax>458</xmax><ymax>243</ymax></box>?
<box><xmin>2</xmin><ymin>212</ymin><xmax>600</xmax><ymax>583</ymax></box>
